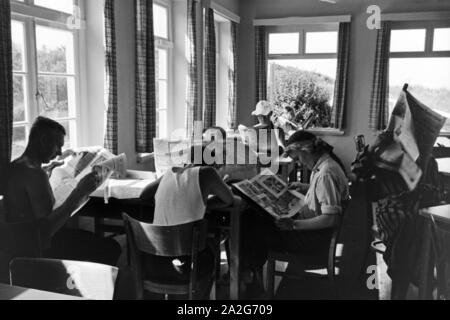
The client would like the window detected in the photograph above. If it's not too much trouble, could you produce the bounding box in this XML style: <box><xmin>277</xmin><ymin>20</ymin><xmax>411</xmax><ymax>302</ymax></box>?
<box><xmin>153</xmin><ymin>2</ymin><xmax>171</xmax><ymax>138</ymax></box>
<box><xmin>267</xmin><ymin>25</ymin><xmax>338</xmax><ymax>129</ymax></box>
<box><xmin>11</xmin><ymin>0</ymin><xmax>81</xmax><ymax>160</ymax></box>
<box><xmin>389</xmin><ymin>22</ymin><xmax>450</xmax><ymax>132</ymax></box>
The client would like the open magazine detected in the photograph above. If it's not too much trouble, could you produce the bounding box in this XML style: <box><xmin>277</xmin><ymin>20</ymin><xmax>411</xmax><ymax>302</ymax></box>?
<box><xmin>232</xmin><ymin>169</ymin><xmax>305</xmax><ymax>220</ymax></box>
<box><xmin>49</xmin><ymin>147</ymin><xmax>127</xmax><ymax>213</ymax></box>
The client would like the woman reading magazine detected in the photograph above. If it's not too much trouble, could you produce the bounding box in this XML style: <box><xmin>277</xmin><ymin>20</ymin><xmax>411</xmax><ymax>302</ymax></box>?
<box><xmin>240</xmin><ymin>131</ymin><xmax>349</xmax><ymax>297</ymax></box>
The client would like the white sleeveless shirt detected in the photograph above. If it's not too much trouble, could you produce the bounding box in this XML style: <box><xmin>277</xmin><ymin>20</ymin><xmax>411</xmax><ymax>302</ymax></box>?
<box><xmin>153</xmin><ymin>166</ymin><xmax>206</xmax><ymax>226</ymax></box>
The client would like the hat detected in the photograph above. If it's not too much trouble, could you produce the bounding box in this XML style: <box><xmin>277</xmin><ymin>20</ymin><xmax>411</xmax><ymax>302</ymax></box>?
<box><xmin>252</xmin><ymin>101</ymin><xmax>274</xmax><ymax>116</ymax></box>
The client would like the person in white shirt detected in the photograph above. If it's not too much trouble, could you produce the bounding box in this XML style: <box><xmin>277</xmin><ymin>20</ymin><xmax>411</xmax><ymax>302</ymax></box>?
<box><xmin>241</xmin><ymin>131</ymin><xmax>349</xmax><ymax>297</ymax></box>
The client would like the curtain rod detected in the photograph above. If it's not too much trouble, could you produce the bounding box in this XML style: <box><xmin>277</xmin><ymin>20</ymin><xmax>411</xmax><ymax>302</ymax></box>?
<box><xmin>253</xmin><ymin>15</ymin><xmax>351</xmax><ymax>26</ymax></box>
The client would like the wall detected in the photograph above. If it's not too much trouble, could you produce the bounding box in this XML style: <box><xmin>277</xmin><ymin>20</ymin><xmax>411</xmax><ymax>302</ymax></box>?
<box><xmin>237</xmin><ymin>0</ymin><xmax>450</xmax><ymax>172</ymax></box>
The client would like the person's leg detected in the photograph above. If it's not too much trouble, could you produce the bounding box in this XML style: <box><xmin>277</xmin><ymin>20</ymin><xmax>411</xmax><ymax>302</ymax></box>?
<box><xmin>44</xmin><ymin>228</ymin><xmax>121</xmax><ymax>266</ymax></box>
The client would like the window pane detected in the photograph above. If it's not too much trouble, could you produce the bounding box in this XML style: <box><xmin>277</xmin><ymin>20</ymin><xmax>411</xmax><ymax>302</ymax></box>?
<box><xmin>12</xmin><ymin>126</ymin><xmax>27</xmax><ymax>160</ymax></box>
<box><xmin>38</xmin><ymin>76</ymin><xmax>76</xmax><ymax>119</ymax></box>
<box><xmin>36</xmin><ymin>25</ymin><xmax>75</xmax><ymax>74</ymax></box>
<box><xmin>11</xmin><ymin>20</ymin><xmax>25</xmax><ymax>72</ymax></box>
<box><xmin>153</xmin><ymin>4</ymin><xmax>168</xmax><ymax>39</ymax></box>
<box><xmin>390</xmin><ymin>29</ymin><xmax>426</xmax><ymax>52</ymax></box>
<box><xmin>156</xmin><ymin>80</ymin><xmax>168</xmax><ymax>110</ymax></box>
<box><xmin>158</xmin><ymin>109</ymin><xmax>167</xmax><ymax>138</ymax></box>
<box><xmin>433</xmin><ymin>28</ymin><xmax>450</xmax><ymax>51</ymax></box>
<box><xmin>59</xmin><ymin>120</ymin><xmax>77</xmax><ymax>149</ymax></box>
<box><xmin>267</xmin><ymin>59</ymin><xmax>337</xmax><ymax>128</ymax></box>
<box><xmin>13</xmin><ymin>75</ymin><xmax>27</xmax><ymax>122</ymax></box>
<box><xmin>305</xmin><ymin>32</ymin><xmax>338</xmax><ymax>54</ymax></box>
<box><xmin>34</xmin><ymin>0</ymin><xmax>74</xmax><ymax>14</ymax></box>
<box><xmin>269</xmin><ymin>33</ymin><xmax>299</xmax><ymax>55</ymax></box>
<box><xmin>156</xmin><ymin>48</ymin><xmax>168</xmax><ymax>79</ymax></box>
<box><xmin>389</xmin><ymin>58</ymin><xmax>450</xmax><ymax>131</ymax></box>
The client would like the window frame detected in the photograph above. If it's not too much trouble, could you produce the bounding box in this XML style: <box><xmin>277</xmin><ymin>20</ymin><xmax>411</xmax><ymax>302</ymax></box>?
<box><xmin>389</xmin><ymin>20</ymin><xmax>450</xmax><ymax>135</ymax></box>
<box><xmin>266</xmin><ymin>23</ymin><xmax>342</xmax><ymax>134</ymax></box>
<box><xmin>10</xmin><ymin>0</ymin><xmax>84</xmax><ymax>153</ymax></box>
<box><xmin>389</xmin><ymin>20</ymin><xmax>450</xmax><ymax>58</ymax></box>
<box><xmin>153</xmin><ymin>0</ymin><xmax>173</xmax><ymax>139</ymax></box>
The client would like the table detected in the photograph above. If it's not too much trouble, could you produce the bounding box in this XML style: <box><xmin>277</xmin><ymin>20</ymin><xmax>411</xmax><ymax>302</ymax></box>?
<box><xmin>0</xmin><ymin>283</ymin><xmax>85</xmax><ymax>300</ymax></box>
<box><xmin>419</xmin><ymin>204</ymin><xmax>450</xmax><ymax>300</ymax></box>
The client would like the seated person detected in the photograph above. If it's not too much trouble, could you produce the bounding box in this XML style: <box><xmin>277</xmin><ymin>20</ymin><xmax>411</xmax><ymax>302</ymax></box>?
<box><xmin>241</xmin><ymin>131</ymin><xmax>349</xmax><ymax>295</ymax></box>
<box><xmin>251</xmin><ymin>100</ymin><xmax>286</xmax><ymax>154</ymax></box>
<box><xmin>138</xmin><ymin>145</ymin><xmax>234</xmax><ymax>295</ymax></box>
<box><xmin>3</xmin><ymin>117</ymin><xmax>121</xmax><ymax>266</ymax></box>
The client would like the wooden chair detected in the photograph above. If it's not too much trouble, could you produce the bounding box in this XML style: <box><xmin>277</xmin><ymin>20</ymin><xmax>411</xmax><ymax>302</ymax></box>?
<box><xmin>122</xmin><ymin>213</ymin><xmax>216</xmax><ymax>300</ymax></box>
<box><xmin>266</xmin><ymin>201</ymin><xmax>349</xmax><ymax>299</ymax></box>
<box><xmin>9</xmin><ymin>258</ymin><xmax>119</xmax><ymax>300</ymax></box>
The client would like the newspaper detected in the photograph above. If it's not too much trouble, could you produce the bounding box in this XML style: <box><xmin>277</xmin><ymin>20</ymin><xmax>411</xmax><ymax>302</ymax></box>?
<box><xmin>153</xmin><ymin>138</ymin><xmax>190</xmax><ymax>178</ymax></box>
<box><xmin>377</xmin><ymin>90</ymin><xmax>447</xmax><ymax>191</ymax></box>
<box><xmin>232</xmin><ymin>169</ymin><xmax>305</xmax><ymax>220</ymax></box>
<box><xmin>49</xmin><ymin>147</ymin><xmax>127</xmax><ymax>211</ymax></box>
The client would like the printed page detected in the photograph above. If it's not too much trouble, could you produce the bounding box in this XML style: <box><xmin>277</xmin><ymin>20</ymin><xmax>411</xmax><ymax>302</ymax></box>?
<box><xmin>252</xmin><ymin>169</ymin><xmax>287</xmax><ymax>198</ymax></box>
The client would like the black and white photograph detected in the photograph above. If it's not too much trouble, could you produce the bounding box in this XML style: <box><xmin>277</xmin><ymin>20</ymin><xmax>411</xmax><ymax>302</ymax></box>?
<box><xmin>1</xmin><ymin>0</ymin><xmax>450</xmax><ymax>305</ymax></box>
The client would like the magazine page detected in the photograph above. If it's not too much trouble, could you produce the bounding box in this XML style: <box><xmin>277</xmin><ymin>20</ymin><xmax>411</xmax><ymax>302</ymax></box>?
<box><xmin>49</xmin><ymin>147</ymin><xmax>125</xmax><ymax>210</ymax></box>
<box><xmin>251</xmin><ymin>169</ymin><xmax>288</xmax><ymax>198</ymax></box>
<box><xmin>233</xmin><ymin>174</ymin><xmax>305</xmax><ymax>220</ymax></box>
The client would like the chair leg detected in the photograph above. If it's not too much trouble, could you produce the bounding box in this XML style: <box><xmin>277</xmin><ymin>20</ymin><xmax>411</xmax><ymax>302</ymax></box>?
<box><xmin>266</xmin><ymin>258</ymin><xmax>275</xmax><ymax>299</ymax></box>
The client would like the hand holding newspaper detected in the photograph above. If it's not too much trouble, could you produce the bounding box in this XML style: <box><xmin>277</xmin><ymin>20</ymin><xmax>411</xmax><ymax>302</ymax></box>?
<box><xmin>233</xmin><ymin>169</ymin><xmax>305</xmax><ymax>220</ymax></box>
<box><xmin>49</xmin><ymin>147</ymin><xmax>127</xmax><ymax>212</ymax></box>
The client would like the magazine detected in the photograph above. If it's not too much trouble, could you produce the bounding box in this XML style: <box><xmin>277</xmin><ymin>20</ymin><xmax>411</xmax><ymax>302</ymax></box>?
<box><xmin>49</xmin><ymin>146</ymin><xmax>127</xmax><ymax>212</ymax></box>
<box><xmin>232</xmin><ymin>169</ymin><xmax>305</xmax><ymax>220</ymax></box>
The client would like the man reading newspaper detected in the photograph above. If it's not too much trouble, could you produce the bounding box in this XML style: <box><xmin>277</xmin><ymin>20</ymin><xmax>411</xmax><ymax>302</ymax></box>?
<box><xmin>3</xmin><ymin>117</ymin><xmax>121</xmax><ymax>267</ymax></box>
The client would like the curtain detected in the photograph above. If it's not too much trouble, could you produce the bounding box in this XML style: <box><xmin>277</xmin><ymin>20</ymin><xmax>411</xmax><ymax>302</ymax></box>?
<box><xmin>331</xmin><ymin>22</ymin><xmax>351</xmax><ymax>130</ymax></box>
<box><xmin>186</xmin><ymin>0</ymin><xmax>200</xmax><ymax>137</ymax></box>
<box><xmin>228</xmin><ymin>21</ymin><xmax>238</xmax><ymax>130</ymax></box>
<box><xmin>255</xmin><ymin>26</ymin><xmax>267</xmax><ymax>104</ymax></box>
<box><xmin>104</xmin><ymin>0</ymin><xmax>118</xmax><ymax>155</ymax></box>
<box><xmin>135</xmin><ymin>0</ymin><xmax>156</xmax><ymax>153</ymax></box>
<box><xmin>0</xmin><ymin>0</ymin><xmax>12</xmax><ymax>171</ymax></box>
<box><xmin>369</xmin><ymin>21</ymin><xmax>391</xmax><ymax>131</ymax></box>
<box><xmin>203</xmin><ymin>8</ymin><xmax>216</xmax><ymax>129</ymax></box>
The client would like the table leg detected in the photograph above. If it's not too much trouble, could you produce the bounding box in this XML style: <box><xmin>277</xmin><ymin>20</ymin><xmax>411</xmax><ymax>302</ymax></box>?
<box><xmin>419</xmin><ymin>221</ymin><xmax>434</xmax><ymax>300</ymax></box>
<box><xmin>229</xmin><ymin>205</ymin><xmax>241</xmax><ymax>300</ymax></box>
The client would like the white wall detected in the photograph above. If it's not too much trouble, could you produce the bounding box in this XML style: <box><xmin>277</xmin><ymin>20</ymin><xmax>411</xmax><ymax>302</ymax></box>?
<box><xmin>237</xmin><ymin>0</ymin><xmax>450</xmax><ymax>172</ymax></box>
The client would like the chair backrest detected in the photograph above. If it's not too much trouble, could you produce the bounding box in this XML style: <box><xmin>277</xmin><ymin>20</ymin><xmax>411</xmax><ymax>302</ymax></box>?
<box><xmin>9</xmin><ymin>258</ymin><xmax>119</xmax><ymax>300</ymax></box>
<box><xmin>328</xmin><ymin>199</ymin><xmax>350</xmax><ymax>268</ymax></box>
<box><xmin>122</xmin><ymin>213</ymin><xmax>208</xmax><ymax>299</ymax></box>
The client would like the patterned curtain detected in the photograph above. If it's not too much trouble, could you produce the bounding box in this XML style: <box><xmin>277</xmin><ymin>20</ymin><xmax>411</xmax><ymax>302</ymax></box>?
<box><xmin>255</xmin><ymin>26</ymin><xmax>267</xmax><ymax>104</ymax></box>
<box><xmin>135</xmin><ymin>0</ymin><xmax>156</xmax><ymax>153</ymax></box>
<box><xmin>104</xmin><ymin>0</ymin><xmax>118</xmax><ymax>155</ymax></box>
<box><xmin>369</xmin><ymin>21</ymin><xmax>391</xmax><ymax>131</ymax></box>
<box><xmin>203</xmin><ymin>8</ymin><xmax>216</xmax><ymax>129</ymax></box>
<box><xmin>228</xmin><ymin>21</ymin><xmax>238</xmax><ymax>130</ymax></box>
<box><xmin>0</xmin><ymin>0</ymin><xmax>13</xmax><ymax>171</ymax></box>
<box><xmin>331</xmin><ymin>22</ymin><xmax>351</xmax><ymax>130</ymax></box>
<box><xmin>186</xmin><ymin>0</ymin><xmax>200</xmax><ymax>137</ymax></box>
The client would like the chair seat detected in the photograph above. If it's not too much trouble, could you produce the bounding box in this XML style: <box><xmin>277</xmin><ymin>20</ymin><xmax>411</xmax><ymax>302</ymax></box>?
<box><xmin>143</xmin><ymin>273</ymin><xmax>214</xmax><ymax>296</ymax></box>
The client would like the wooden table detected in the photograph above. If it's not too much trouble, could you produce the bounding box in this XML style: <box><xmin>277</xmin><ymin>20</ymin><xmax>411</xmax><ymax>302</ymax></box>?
<box><xmin>419</xmin><ymin>204</ymin><xmax>450</xmax><ymax>300</ymax></box>
<box><xmin>0</xmin><ymin>283</ymin><xmax>85</xmax><ymax>300</ymax></box>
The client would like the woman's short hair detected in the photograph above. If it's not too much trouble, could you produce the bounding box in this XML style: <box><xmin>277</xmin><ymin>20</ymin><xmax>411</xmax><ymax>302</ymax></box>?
<box><xmin>29</xmin><ymin>116</ymin><xmax>66</xmax><ymax>142</ymax></box>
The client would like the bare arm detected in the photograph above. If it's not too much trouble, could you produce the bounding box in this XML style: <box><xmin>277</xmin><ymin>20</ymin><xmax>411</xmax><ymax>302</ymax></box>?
<box><xmin>200</xmin><ymin>167</ymin><xmax>234</xmax><ymax>210</ymax></box>
<box><xmin>276</xmin><ymin>215</ymin><xmax>337</xmax><ymax>231</ymax></box>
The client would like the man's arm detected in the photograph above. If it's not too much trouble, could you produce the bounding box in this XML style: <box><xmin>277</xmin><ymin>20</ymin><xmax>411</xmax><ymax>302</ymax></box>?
<box><xmin>276</xmin><ymin>214</ymin><xmax>337</xmax><ymax>231</ymax></box>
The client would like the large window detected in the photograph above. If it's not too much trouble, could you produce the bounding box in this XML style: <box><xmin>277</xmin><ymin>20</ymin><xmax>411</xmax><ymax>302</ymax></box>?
<box><xmin>267</xmin><ymin>25</ymin><xmax>338</xmax><ymax>129</ymax></box>
<box><xmin>154</xmin><ymin>1</ymin><xmax>172</xmax><ymax>138</ymax></box>
<box><xmin>389</xmin><ymin>22</ymin><xmax>450</xmax><ymax>132</ymax></box>
<box><xmin>11</xmin><ymin>0</ymin><xmax>81</xmax><ymax>159</ymax></box>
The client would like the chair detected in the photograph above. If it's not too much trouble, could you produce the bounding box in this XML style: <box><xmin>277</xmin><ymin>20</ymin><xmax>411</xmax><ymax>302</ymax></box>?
<box><xmin>9</xmin><ymin>258</ymin><xmax>119</xmax><ymax>300</ymax></box>
<box><xmin>122</xmin><ymin>213</ymin><xmax>216</xmax><ymax>300</ymax></box>
<box><xmin>266</xmin><ymin>201</ymin><xmax>349</xmax><ymax>299</ymax></box>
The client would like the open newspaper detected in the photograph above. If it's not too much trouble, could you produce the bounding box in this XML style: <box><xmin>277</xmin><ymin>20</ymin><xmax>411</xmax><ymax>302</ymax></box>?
<box><xmin>49</xmin><ymin>147</ymin><xmax>127</xmax><ymax>213</ymax></box>
<box><xmin>232</xmin><ymin>169</ymin><xmax>305</xmax><ymax>220</ymax></box>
